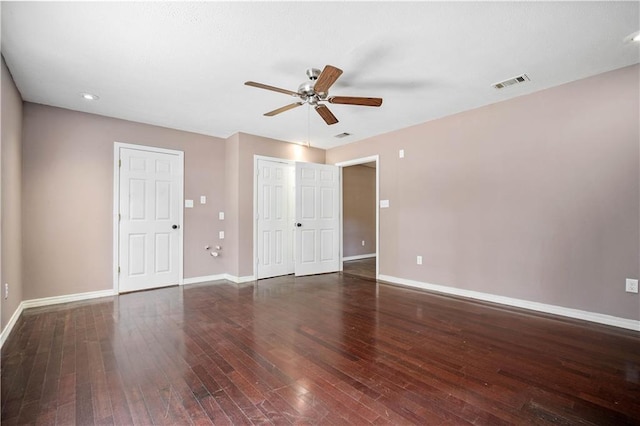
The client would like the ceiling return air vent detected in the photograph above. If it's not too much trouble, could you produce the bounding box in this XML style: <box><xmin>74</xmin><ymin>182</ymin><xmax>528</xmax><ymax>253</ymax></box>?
<box><xmin>492</xmin><ymin>74</ymin><xmax>530</xmax><ymax>89</ymax></box>
<box><xmin>334</xmin><ymin>132</ymin><xmax>352</xmax><ymax>138</ymax></box>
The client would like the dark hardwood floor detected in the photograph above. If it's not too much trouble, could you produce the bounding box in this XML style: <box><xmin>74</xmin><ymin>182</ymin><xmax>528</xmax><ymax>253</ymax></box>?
<box><xmin>343</xmin><ymin>257</ymin><xmax>376</xmax><ymax>281</ymax></box>
<box><xmin>2</xmin><ymin>273</ymin><xmax>640</xmax><ymax>425</ymax></box>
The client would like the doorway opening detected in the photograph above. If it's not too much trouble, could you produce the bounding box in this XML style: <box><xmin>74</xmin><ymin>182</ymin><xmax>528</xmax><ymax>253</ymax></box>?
<box><xmin>336</xmin><ymin>155</ymin><xmax>379</xmax><ymax>281</ymax></box>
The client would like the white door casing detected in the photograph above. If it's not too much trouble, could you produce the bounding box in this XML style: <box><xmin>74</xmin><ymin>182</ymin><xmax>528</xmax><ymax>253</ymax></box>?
<box><xmin>256</xmin><ymin>159</ymin><xmax>295</xmax><ymax>279</ymax></box>
<box><xmin>295</xmin><ymin>162</ymin><xmax>340</xmax><ymax>276</ymax></box>
<box><xmin>115</xmin><ymin>144</ymin><xmax>183</xmax><ymax>293</ymax></box>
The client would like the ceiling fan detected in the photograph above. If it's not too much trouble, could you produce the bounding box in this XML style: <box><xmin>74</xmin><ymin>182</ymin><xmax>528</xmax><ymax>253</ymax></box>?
<box><xmin>244</xmin><ymin>65</ymin><xmax>383</xmax><ymax>125</ymax></box>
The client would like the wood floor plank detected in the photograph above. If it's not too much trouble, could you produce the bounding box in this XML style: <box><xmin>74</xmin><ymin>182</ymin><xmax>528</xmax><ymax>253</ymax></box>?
<box><xmin>2</xmin><ymin>274</ymin><xmax>639</xmax><ymax>425</ymax></box>
<box><xmin>122</xmin><ymin>385</ymin><xmax>153</xmax><ymax>426</ymax></box>
<box><xmin>105</xmin><ymin>370</ymin><xmax>134</xmax><ymax>425</ymax></box>
<box><xmin>75</xmin><ymin>381</ymin><xmax>95</xmax><ymax>425</ymax></box>
<box><xmin>55</xmin><ymin>400</ymin><xmax>75</xmax><ymax>425</ymax></box>
<box><xmin>198</xmin><ymin>394</ymin><xmax>233</xmax><ymax>425</ymax></box>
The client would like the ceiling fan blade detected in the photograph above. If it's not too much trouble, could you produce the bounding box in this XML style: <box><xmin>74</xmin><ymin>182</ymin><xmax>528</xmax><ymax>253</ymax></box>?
<box><xmin>313</xmin><ymin>65</ymin><xmax>343</xmax><ymax>94</ymax></box>
<box><xmin>245</xmin><ymin>81</ymin><xmax>298</xmax><ymax>96</ymax></box>
<box><xmin>264</xmin><ymin>102</ymin><xmax>304</xmax><ymax>116</ymax></box>
<box><xmin>328</xmin><ymin>96</ymin><xmax>383</xmax><ymax>107</ymax></box>
<box><xmin>315</xmin><ymin>105</ymin><xmax>339</xmax><ymax>125</ymax></box>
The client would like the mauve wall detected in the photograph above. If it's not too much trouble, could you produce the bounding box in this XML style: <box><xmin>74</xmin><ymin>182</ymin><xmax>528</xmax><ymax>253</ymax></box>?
<box><xmin>225</xmin><ymin>132</ymin><xmax>325</xmax><ymax>278</ymax></box>
<box><xmin>21</xmin><ymin>104</ymin><xmax>226</xmax><ymax>300</ymax></box>
<box><xmin>343</xmin><ymin>165</ymin><xmax>376</xmax><ymax>257</ymax></box>
<box><xmin>1</xmin><ymin>56</ymin><xmax>23</xmax><ymax>331</ymax></box>
<box><xmin>327</xmin><ymin>65</ymin><xmax>640</xmax><ymax>321</ymax></box>
<box><xmin>224</xmin><ymin>133</ymin><xmax>240</xmax><ymax>277</ymax></box>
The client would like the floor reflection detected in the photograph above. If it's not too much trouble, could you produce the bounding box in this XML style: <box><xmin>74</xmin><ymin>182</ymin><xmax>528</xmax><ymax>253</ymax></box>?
<box><xmin>342</xmin><ymin>256</ymin><xmax>376</xmax><ymax>280</ymax></box>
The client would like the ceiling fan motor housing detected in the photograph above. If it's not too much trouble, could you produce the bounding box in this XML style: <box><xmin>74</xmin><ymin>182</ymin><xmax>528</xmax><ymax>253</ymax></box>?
<box><xmin>298</xmin><ymin>85</ymin><xmax>326</xmax><ymax>105</ymax></box>
<box><xmin>299</xmin><ymin>68</ymin><xmax>328</xmax><ymax>102</ymax></box>
<box><xmin>298</xmin><ymin>81</ymin><xmax>316</xmax><ymax>97</ymax></box>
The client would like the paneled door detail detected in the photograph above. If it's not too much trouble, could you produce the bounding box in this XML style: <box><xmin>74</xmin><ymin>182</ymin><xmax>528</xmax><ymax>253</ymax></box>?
<box><xmin>118</xmin><ymin>146</ymin><xmax>182</xmax><ymax>293</ymax></box>
<box><xmin>295</xmin><ymin>162</ymin><xmax>340</xmax><ymax>276</ymax></box>
<box><xmin>256</xmin><ymin>159</ymin><xmax>295</xmax><ymax>279</ymax></box>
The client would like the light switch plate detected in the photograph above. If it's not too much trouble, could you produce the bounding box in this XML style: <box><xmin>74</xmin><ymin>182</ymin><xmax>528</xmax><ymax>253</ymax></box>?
<box><xmin>200</xmin><ymin>196</ymin><xmax>206</xmax><ymax>204</ymax></box>
<box><xmin>185</xmin><ymin>199</ymin><xmax>194</xmax><ymax>208</ymax></box>
<box><xmin>399</xmin><ymin>149</ymin><xmax>405</xmax><ymax>158</ymax></box>
<box><xmin>219</xmin><ymin>231</ymin><xmax>225</xmax><ymax>240</ymax></box>
<box><xmin>380</xmin><ymin>200</ymin><xmax>390</xmax><ymax>208</ymax></box>
<box><xmin>219</xmin><ymin>212</ymin><xmax>224</xmax><ymax>220</ymax></box>
<box><xmin>626</xmin><ymin>279</ymin><xmax>639</xmax><ymax>293</ymax></box>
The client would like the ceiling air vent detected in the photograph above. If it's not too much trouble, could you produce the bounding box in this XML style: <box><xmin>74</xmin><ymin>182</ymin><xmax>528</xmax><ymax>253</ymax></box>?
<box><xmin>334</xmin><ymin>132</ymin><xmax>351</xmax><ymax>138</ymax></box>
<box><xmin>492</xmin><ymin>74</ymin><xmax>530</xmax><ymax>89</ymax></box>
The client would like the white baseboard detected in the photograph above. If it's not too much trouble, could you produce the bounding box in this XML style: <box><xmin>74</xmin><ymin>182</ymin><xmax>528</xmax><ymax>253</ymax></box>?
<box><xmin>183</xmin><ymin>274</ymin><xmax>226</xmax><ymax>285</ymax></box>
<box><xmin>343</xmin><ymin>253</ymin><xmax>376</xmax><ymax>261</ymax></box>
<box><xmin>378</xmin><ymin>274</ymin><xmax>640</xmax><ymax>332</ymax></box>
<box><xmin>21</xmin><ymin>289</ymin><xmax>115</xmax><ymax>310</ymax></box>
<box><xmin>224</xmin><ymin>274</ymin><xmax>256</xmax><ymax>284</ymax></box>
<box><xmin>1</xmin><ymin>302</ymin><xmax>24</xmax><ymax>348</ymax></box>
<box><xmin>183</xmin><ymin>274</ymin><xmax>256</xmax><ymax>285</ymax></box>
<box><xmin>1</xmin><ymin>289</ymin><xmax>115</xmax><ymax>348</ymax></box>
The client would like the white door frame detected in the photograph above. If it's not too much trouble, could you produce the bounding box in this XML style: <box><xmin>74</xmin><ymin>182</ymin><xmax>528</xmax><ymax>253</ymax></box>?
<box><xmin>113</xmin><ymin>142</ymin><xmax>184</xmax><ymax>293</ymax></box>
<box><xmin>335</xmin><ymin>155</ymin><xmax>380</xmax><ymax>279</ymax></box>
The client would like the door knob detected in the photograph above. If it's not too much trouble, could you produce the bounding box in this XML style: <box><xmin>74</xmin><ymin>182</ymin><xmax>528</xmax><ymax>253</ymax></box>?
<box><xmin>172</xmin><ymin>224</ymin><xmax>180</xmax><ymax>229</ymax></box>
<box><xmin>295</xmin><ymin>223</ymin><xmax>302</xmax><ymax>227</ymax></box>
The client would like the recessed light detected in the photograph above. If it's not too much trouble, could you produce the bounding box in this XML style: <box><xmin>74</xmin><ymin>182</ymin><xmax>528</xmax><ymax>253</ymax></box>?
<box><xmin>623</xmin><ymin>30</ymin><xmax>640</xmax><ymax>43</ymax></box>
<box><xmin>81</xmin><ymin>93</ymin><xmax>99</xmax><ymax>101</ymax></box>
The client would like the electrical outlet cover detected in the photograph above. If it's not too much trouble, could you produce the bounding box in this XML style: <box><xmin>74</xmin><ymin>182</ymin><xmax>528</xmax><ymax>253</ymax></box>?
<box><xmin>626</xmin><ymin>279</ymin><xmax>639</xmax><ymax>293</ymax></box>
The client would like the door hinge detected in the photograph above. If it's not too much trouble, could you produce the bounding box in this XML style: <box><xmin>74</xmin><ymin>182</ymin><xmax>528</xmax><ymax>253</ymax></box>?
<box><xmin>117</xmin><ymin>266</ymin><xmax>120</xmax><ymax>274</ymax></box>
<box><xmin>118</xmin><ymin>159</ymin><xmax>121</xmax><ymax>167</ymax></box>
<box><xmin>118</xmin><ymin>213</ymin><xmax>121</xmax><ymax>221</ymax></box>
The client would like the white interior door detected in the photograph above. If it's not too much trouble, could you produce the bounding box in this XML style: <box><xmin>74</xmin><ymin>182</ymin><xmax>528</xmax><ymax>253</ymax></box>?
<box><xmin>295</xmin><ymin>162</ymin><xmax>340</xmax><ymax>276</ymax></box>
<box><xmin>118</xmin><ymin>146</ymin><xmax>183</xmax><ymax>293</ymax></box>
<box><xmin>256</xmin><ymin>159</ymin><xmax>294</xmax><ymax>279</ymax></box>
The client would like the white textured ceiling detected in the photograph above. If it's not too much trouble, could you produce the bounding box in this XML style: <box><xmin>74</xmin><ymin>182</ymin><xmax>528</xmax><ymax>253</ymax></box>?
<box><xmin>2</xmin><ymin>2</ymin><xmax>639</xmax><ymax>149</ymax></box>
